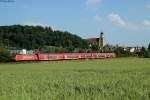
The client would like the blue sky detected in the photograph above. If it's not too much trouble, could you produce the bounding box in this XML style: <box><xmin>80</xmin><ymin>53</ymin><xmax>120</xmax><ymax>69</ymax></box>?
<box><xmin>0</xmin><ymin>0</ymin><xmax>150</xmax><ymax>47</ymax></box>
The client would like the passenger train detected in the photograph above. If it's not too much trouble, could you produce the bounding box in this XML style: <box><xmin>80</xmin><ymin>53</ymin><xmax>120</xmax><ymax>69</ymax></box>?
<box><xmin>13</xmin><ymin>53</ymin><xmax>116</xmax><ymax>61</ymax></box>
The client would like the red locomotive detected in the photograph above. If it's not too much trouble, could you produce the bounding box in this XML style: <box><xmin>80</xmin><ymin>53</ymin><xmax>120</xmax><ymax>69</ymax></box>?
<box><xmin>13</xmin><ymin>53</ymin><xmax>116</xmax><ymax>61</ymax></box>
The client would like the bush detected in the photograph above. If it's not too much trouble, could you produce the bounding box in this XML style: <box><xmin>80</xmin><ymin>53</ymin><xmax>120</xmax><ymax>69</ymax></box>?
<box><xmin>144</xmin><ymin>51</ymin><xmax>150</xmax><ymax>58</ymax></box>
<box><xmin>114</xmin><ymin>47</ymin><xmax>133</xmax><ymax>57</ymax></box>
<box><xmin>0</xmin><ymin>47</ymin><xmax>11</xmax><ymax>62</ymax></box>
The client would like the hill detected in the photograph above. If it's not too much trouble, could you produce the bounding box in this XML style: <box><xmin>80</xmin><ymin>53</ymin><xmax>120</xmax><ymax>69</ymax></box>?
<box><xmin>0</xmin><ymin>25</ymin><xmax>88</xmax><ymax>50</ymax></box>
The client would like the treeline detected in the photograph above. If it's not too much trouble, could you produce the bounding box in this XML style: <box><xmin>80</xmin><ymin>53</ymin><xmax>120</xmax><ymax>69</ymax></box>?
<box><xmin>89</xmin><ymin>43</ymin><xmax>150</xmax><ymax>58</ymax></box>
<box><xmin>138</xmin><ymin>45</ymin><xmax>150</xmax><ymax>58</ymax></box>
<box><xmin>114</xmin><ymin>44</ymin><xmax>150</xmax><ymax>58</ymax></box>
<box><xmin>0</xmin><ymin>25</ymin><xmax>88</xmax><ymax>49</ymax></box>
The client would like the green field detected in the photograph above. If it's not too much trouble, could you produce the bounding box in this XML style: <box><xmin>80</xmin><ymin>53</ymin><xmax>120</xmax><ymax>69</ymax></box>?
<box><xmin>0</xmin><ymin>58</ymin><xmax>150</xmax><ymax>100</ymax></box>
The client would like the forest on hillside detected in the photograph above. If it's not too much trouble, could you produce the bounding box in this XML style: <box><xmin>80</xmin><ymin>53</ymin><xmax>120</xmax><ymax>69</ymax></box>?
<box><xmin>0</xmin><ymin>25</ymin><xmax>88</xmax><ymax>50</ymax></box>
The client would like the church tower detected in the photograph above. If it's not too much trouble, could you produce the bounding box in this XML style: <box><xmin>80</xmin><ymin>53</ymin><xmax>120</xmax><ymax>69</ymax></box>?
<box><xmin>99</xmin><ymin>32</ymin><xmax>104</xmax><ymax>50</ymax></box>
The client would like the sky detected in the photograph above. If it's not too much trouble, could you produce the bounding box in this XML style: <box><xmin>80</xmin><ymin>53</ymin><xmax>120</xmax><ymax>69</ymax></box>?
<box><xmin>0</xmin><ymin>0</ymin><xmax>150</xmax><ymax>47</ymax></box>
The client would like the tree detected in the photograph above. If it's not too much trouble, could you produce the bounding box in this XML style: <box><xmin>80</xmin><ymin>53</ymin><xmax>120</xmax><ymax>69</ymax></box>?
<box><xmin>0</xmin><ymin>47</ymin><xmax>11</xmax><ymax>62</ymax></box>
<box><xmin>91</xmin><ymin>44</ymin><xmax>99</xmax><ymax>52</ymax></box>
<box><xmin>114</xmin><ymin>47</ymin><xmax>124</xmax><ymax>57</ymax></box>
<box><xmin>138</xmin><ymin>47</ymin><xmax>146</xmax><ymax>57</ymax></box>
<box><xmin>138</xmin><ymin>47</ymin><xmax>150</xmax><ymax>58</ymax></box>
<box><xmin>114</xmin><ymin>47</ymin><xmax>132</xmax><ymax>57</ymax></box>
<box><xmin>0</xmin><ymin>25</ymin><xmax>88</xmax><ymax>50</ymax></box>
<box><xmin>148</xmin><ymin>43</ymin><xmax>150</xmax><ymax>51</ymax></box>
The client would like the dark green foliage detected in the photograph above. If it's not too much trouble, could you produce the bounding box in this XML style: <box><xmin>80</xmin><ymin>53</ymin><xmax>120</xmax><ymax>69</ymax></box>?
<box><xmin>148</xmin><ymin>44</ymin><xmax>150</xmax><ymax>58</ymax></box>
<box><xmin>138</xmin><ymin>47</ymin><xmax>150</xmax><ymax>58</ymax></box>
<box><xmin>91</xmin><ymin>44</ymin><xmax>99</xmax><ymax>52</ymax></box>
<box><xmin>144</xmin><ymin>51</ymin><xmax>150</xmax><ymax>58</ymax></box>
<box><xmin>98</xmin><ymin>49</ymin><xmax>113</xmax><ymax>53</ymax></box>
<box><xmin>40</xmin><ymin>46</ymin><xmax>84</xmax><ymax>53</ymax></box>
<box><xmin>138</xmin><ymin>47</ymin><xmax>146</xmax><ymax>57</ymax></box>
<box><xmin>47</xmin><ymin>47</ymin><xmax>74</xmax><ymax>53</ymax></box>
<box><xmin>114</xmin><ymin>47</ymin><xmax>133</xmax><ymax>57</ymax></box>
<box><xmin>0</xmin><ymin>47</ymin><xmax>11</xmax><ymax>62</ymax></box>
<box><xmin>148</xmin><ymin>43</ymin><xmax>150</xmax><ymax>51</ymax></box>
<box><xmin>0</xmin><ymin>25</ymin><xmax>88</xmax><ymax>50</ymax></box>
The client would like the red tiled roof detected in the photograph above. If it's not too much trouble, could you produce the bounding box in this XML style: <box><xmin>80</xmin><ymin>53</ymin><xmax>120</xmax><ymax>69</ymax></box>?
<box><xmin>86</xmin><ymin>38</ymin><xmax>99</xmax><ymax>44</ymax></box>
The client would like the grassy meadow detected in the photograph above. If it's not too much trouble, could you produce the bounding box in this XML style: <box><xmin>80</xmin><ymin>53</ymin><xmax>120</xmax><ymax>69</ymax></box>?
<box><xmin>0</xmin><ymin>58</ymin><xmax>150</xmax><ymax>100</ymax></box>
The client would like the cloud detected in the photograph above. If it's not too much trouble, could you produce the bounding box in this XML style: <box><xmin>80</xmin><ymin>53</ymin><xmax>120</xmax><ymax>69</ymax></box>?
<box><xmin>143</xmin><ymin>20</ymin><xmax>150</xmax><ymax>27</ymax></box>
<box><xmin>86</xmin><ymin>0</ymin><xmax>102</xmax><ymax>9</ymax></box>
<box><xmin>108</xmin><ymin>13</ymin><xmax>150</xmax><ymax>31</ymax></box>
<box><xmin>146</xmin><ymin>5</ymin><xmax>150</xmax><ymax>9</ymax></box>
<box><xmin>94</xmin><ymin>15</ymin><xmax>101</xmax><ymax>23</ymax></box>
<box><xmin>108</xmin><ymin>13</ymin><xmax>139</xmax><ymax>30</ymax></box>
<box><xmin>108</xmin><ymin>13</ymin><xmax>127</xmax><ymax>27</ymax></box>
